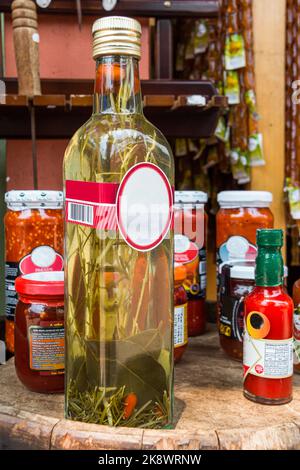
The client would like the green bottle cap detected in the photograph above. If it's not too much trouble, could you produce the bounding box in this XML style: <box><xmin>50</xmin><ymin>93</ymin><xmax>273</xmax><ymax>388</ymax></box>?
<box><xmin>255</xmin><ymin>229</ymin><xmax>284</xmax><ymax>287</ymax></box>
<box><xmin>257</xmin><ymin>229</ymin><xmax>283</xmax><ymax>248</ymax></box>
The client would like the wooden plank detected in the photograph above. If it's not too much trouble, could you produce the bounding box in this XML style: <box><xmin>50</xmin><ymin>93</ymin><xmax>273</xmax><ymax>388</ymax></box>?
<box><xmin>70</xmin><ymin>94</ymin><xmax>93</xmax><ymax>107</ymax></box>
<box><xmin>33</xmin><ymin>94</ymin><xmax>66</xmax><ymax>107</ymax></box>
<box><xmin>0</xmin><ymin>81</ymin><xmax>223</xmax><ymax>139</ymax></box>
<box><xmin>1</xmin><ymin>0</ymin><xmax>220</xmax><ymax>18</ymax></box>
<box><xmin>143</xmin><ymin>94</ymin><xmax>175</xmax><ymax>107</ymax></box>
<box><xmin>4</xmin><ymin>77</ymin><xmax>219</xmax><ymax>98</ymax></box>
<box><xmin>51</xmin><ymin>419</ymin><xmax>144</xmax><ymax>450</ymax></box>
<box><xmin>0</xmin><ymin>410</ymin><xmax>59</xmax><ymax>450</ymax></box>
<box><xmin>1</xmin><ymin>94</ymin><xmax>28</xmax><ymax>106</ymax></box>
<box><xmin>217</xmin><ymin>423</ymin><xmax>300</xmax><ymax>451</ymax></box>
<box><xmin>0</xmin><ymin>105</ymin><xmax>220</xmax><ymax>139</ymax></box>
<box><xmin>251</xmin><ymin>0</ymin><xmax>286</xmax><ymax>254</ymax></box>
<box><xmin>142</xmin><ymin>429</ymin><xmax>218</xmax><ymax>450</ymax></box>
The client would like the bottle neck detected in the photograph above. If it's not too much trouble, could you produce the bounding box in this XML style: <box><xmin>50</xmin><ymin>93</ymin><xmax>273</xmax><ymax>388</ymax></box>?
<box><xmin>255</xmin><ymin>246</ymin><xmax>284</xmax><ymax>287</ymax></box>
<box><xmin>93</xmin><ymin>55</ymin><xmax>143</xmax><ymax>115</ymax></box>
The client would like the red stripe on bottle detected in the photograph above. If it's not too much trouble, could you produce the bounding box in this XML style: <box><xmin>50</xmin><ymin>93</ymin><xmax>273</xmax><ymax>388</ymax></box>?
<box><xmin>66</xmin><ymin>180</ymin><xmax>119</xmax><ymax>205</ymax></box>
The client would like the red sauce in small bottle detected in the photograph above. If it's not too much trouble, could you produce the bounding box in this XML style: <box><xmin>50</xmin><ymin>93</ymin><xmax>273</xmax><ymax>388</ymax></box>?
<box><xmin>244</xmin><ymin>287</ymin><xmax>293</xmax><ymax>403</ymax></box>
<box><xmin>174</xmin><ymin>266</ymin><xmax>188</xmax><ymax>364</ymax></box>
<box><xmin>243</xmin><ymin>230</ymin><xmax>293</xmax><ymax>405</ymax></box>
<box><xmin>14</xmin><ymin>272</ymin><xmax>64</xmax><ymax>393</ymax></box>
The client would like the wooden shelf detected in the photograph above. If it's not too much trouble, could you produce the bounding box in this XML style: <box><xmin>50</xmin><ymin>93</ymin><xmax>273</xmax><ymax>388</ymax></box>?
<box><xmin>1</xmin><ymin>328</ymin><xmax>300</xmax><ymax>450</ymax></box>
<box><xmin>1</xmin><ymin>79</ymin><xmax>226</xmax><ymax>139</ymax></box>
<box><xmin>4</xmin><ymin>78</ymin><xmax>223</xmax><ymax>97</ymax></box>
<box><xmin>0</xmin><ymin>0</ymin><xmax>219</xmax><ymax>18</ymax></box>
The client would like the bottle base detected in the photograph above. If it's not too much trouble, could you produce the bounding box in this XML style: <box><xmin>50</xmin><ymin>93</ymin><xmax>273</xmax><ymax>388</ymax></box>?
<box><xmin>243</xmin><ymin>389</ymin><xmax>292</xmax><ymax>405</ymax></box>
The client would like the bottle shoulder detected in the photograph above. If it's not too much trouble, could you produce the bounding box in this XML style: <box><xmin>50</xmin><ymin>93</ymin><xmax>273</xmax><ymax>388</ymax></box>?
<box><xmin>66</xmin><ymin>114</ymin><xmax>172</xmax><ymax>153</ymax></box>
<box><xmin>64</xmin><ymin>113</ymin><xmax>174</xmax><ymax>183</ymax></box>
<box><xmin>245</xmin><ymin>286</ymin><xmax>294</xmax><ymax>308</ymax></box>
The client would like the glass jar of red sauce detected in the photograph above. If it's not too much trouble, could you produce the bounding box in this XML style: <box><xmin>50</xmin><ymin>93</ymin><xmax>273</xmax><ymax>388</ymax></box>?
<box><xmin>216</xmin><ymin>191</ymin><xmax>274</xmax><ymax>269</ymax></box>
<box><xmin>14</xmin><ymin>271</ymin><xmax>64</xmax><ymax>393</ymax></box>
<box><xmin>219</xmin><ymin>261</ymin><xmax>255</xmax><ymax>361</ymax></box>
<box><xmin>174</xmin><ymin>191</ymin><xmax>208</xmax><ymax>336</ymax></box>
<box><xmin>4</xmin><ymin>190</ymin><xmax>64</xmax><ymax>355</ymax></box>
<box><xmin>174</xmin><ymin>265</ymin><xmax>188</xmax><ymax>364</ymax></box>
<box><xmin>219</xmin><ymin>261</ymin><xmax>288</xmax><ymax>361</ymax></box>
<box><xmin>293</xmin><ymin>279</ymin><xmax>300</xmax><ymax>374</ymax></box>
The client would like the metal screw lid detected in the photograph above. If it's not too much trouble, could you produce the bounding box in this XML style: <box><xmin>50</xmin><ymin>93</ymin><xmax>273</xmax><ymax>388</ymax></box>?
<box><xmin>175</xmin><ymin>191</ymin><xmax>208</xmax><ymax>205</ymax></box>
<box><xmin>92</xmin><ymin>16</ymin><xmax>142</xmax><ymax>60</ymax></box>
<box><xmin>5</xmin><ymin>190</ymin><xmax>63</xmax><ymax>210</ymax></box>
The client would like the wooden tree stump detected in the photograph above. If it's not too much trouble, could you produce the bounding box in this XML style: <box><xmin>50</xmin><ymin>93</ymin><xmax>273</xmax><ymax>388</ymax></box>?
<box><xmin>1</xmin><ymin>328</ymin><xmax>300</xmax><ymax>450</ymax></box>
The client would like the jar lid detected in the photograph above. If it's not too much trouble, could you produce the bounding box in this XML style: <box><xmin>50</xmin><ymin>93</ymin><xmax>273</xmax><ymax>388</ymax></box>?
<box><xmin>175</xmin><ymin>191</ymin><xmax>208</xmax><ymax>204</ymax></box>
<box><xmin>217</xmin><ymin>191</ymin><xmax>272</xmax><ymax>208</ymax></box>
<box><xmin>5</xmin><ymin>190</ymin><xmax>63</xmax><ymax>211</ymax></box>
<box><xmin>15</xmin><ymin>271</ymin><xmax>64</xmax><ymax>298</ymax></box>
<box><xmin>229</xmin><ymin>263</ymin><xmax>288</xmax><ymax>280</ymax></box>
<box><xmin>230</xmin><ymin>264</ymin><xmax>256</xmax><ymax>280</ymax></box>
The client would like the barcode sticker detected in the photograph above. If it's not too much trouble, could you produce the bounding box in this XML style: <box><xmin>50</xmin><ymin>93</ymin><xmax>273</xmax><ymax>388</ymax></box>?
<box><xmin>68</xmin><ymin>202</ymin><xmax>94</xmax><ymax>226</ymax></box>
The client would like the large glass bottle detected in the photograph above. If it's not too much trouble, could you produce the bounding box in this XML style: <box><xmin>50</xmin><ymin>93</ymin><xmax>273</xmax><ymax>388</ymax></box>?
<box><xmin>63</xmin><ymin>17</ymin><xmax>174</xmax><ymax>428</ymax></box>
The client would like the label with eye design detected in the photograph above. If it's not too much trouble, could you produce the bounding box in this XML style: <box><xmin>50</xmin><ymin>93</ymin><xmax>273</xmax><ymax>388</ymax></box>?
<box><xmin>243</xmin><ymin>311</ymin><xmax>293</xmax><ymax>380</ymax></box>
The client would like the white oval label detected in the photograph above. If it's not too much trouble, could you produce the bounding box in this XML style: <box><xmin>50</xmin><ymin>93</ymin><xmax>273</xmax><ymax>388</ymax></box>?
<box><xmin>116</xmin><ymin>163</ymin><xmax>173</xmax><ymax>251</ymax></box>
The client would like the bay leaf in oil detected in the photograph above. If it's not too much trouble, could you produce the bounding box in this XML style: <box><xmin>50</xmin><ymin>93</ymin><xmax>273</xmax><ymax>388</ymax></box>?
<box><xmin>85</xmin><ymin>329</ymin><xmax>166</xmax><ymax>405</ymax></box>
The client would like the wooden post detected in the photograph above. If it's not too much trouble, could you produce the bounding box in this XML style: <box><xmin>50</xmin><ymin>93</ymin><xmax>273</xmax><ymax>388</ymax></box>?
<box><xmin>251</xmin><ymin>0</ymin><xmax>286</xmax><ymax>253</ymax></box>
<box><xmin>11</xmin><ymin>0</ymin><xmax>41</xmax><ymax>96</ymax></box>
<box><xmin>155</xmin><ymin>19</ymin><xmax>173</xmax><ymax>79</ymax></box>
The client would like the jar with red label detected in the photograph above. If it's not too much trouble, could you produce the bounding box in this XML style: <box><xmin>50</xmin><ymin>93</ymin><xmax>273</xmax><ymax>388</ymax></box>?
<box><xmin>174</xmin><ymin>191</ymin><xmax>208</xmax><ymax>336</ymax></box>
<box><xmin>4</xmin><ymin>190</ymin><xmax>64</xmax><ymax>354</ymax></box>
<box><xmin>219</xmin><ymin>261</ymin><xmax>255</xmax><ymax>361</ymax></box>
<box><xmin>293</xmin><ymin>279</ymin><xmax>300</xmax><ymax>373</ymax></box>
<box><xmin>14</xmin><ymin>271</ymin><xmax>64</xmax><ymax>393</ymax></box>
<box><xmin>219</xmin><ymin>261</ymin><xmax>288</xmax><ymax>361</ymax></box>
<box><xmin>216</xmin><ymin>191</ymin><xmax>274</xmax><ymax>271</ymax></box>
<box><xmin>174</xmin><ymin>265</ymin><xmax>188</xmax><ymax>363</ymax></box>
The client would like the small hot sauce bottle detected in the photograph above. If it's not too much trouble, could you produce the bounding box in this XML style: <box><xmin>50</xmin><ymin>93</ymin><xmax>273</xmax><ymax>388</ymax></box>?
<box><xmin>243</xmin><ymin>229</ymin><xmax>294</xmax><ymax>405</ymax></box>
